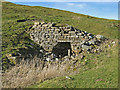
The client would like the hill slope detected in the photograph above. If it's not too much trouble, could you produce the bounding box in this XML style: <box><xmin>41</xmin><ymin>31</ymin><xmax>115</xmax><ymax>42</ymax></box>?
<box><xmin>2</xmin><ymin>2</ymin><xmax>118</xmax><ymax>88</ymax></box>
<box><xmin>29</xmin><ymin>44</ymin><xmax>118</xmax><ymax>88</ymax></box>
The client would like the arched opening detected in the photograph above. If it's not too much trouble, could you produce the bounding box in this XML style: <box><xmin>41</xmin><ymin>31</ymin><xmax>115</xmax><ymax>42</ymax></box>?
<box><xmin>52</xmin><ymin>42</ymin><xmax>72</xmax><ymax>58</ymax></box>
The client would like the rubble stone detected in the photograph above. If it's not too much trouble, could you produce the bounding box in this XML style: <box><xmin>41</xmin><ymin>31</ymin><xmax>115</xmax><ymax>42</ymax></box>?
<box><xmin>28</xmin><ymin>22</ymin><xmax>106</xmax><ymax>61</ymax></box>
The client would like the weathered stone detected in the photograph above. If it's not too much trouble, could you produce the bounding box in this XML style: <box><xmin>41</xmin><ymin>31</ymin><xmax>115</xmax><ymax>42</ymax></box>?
<box><xmin>71</xmin><ymin>55</ymin><xmax>75</xmax><ymax>59</ymax></box>
<box><xmin>46</xmin><ymin>58</ymin><xmax>50</xmax><ymax>61</ymax></box>
<box><xmin>88</xmin><ymin>36</ymin><xmax>93</xmax><ymax>39</ymax></box>
<box><xmin>80</xmin><ymin>55</ymin><xmax>85</xmax><ymax>59</ymax></box>
<box><xmin>82</xmin><ymin>45</ymin><xmax>92</xmax><ymax>50</ymax></box>
<box><xmin>68</xmin><ymin>49</ymin><xmax>71</xmax><ymax>57</ymax></box>
<box><xmin>42</xmin><ymin>24</ymin><xmax>48</xmax><ymax>27</ymax></box>
<box><xmin>34</xmin><ymin>22</ymin><xmax>40</xmax><ymax>25</ymax></box>
<box><xmin>40</xmin><ymin>21</ymin><xmax>45</xmax><ymax>25</ymax></box>
<box><xmin>88</xmin><ymin>39</ymin><xmax>96</xmax><ymax>45</ymax></box>
<box><xmin>55</xmin><ymin>58</ymin><xmax>59</xmax><ymax>61</ymax></box>
<box><xmin>112</xmin><ymin>41</ymin><xmax>116</xmax><ymax>44</ymax></box>
<box><xmin>93</xmin><ymin>49</ymin><xmax>97</xmax><ymax>53</ymax></box>
<box><xmin>96</xmin><ymin>35</ymin><xmax>105</xmax><ymax>40</ymax></box>
<box><xmin>29</xmin><ymin>22</ymin><xmax>106</xmax><ymax>59</ymax></box>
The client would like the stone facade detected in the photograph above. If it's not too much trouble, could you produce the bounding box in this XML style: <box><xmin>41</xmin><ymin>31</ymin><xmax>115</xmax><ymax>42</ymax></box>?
<box><xmin>28</xmin><ymin>22</ymin><xmax>105</xmax><ymax>57</ymax></box>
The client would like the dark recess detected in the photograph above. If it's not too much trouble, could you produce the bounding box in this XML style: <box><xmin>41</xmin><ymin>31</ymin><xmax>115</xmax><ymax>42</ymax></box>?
<box><xmin>52</xmin><ymin>42</ymin><xmax>72</xmax><ymax>58</ymax></box>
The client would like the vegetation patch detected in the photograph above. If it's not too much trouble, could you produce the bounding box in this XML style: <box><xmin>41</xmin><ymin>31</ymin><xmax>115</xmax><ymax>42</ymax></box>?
<box><xmin>2</xmin><ymin>2</ymin><xmax>118</xmax><ymax>88</ymax></box>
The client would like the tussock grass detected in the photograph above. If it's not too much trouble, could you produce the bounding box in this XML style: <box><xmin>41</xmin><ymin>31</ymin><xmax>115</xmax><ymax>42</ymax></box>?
<box><xmin>29</xmin><ymin>40</ymin><xmax>118</xmax><ymax>88</ymax></box>
<box><xmin>2</xmin><ymin>56</ymin><xmax>81</xmax><ymax>88</ymax></box>
<box><xmin>2</xmin><ymin>57</ymin><xmax>70</xmax><ymax>88</ymax></box>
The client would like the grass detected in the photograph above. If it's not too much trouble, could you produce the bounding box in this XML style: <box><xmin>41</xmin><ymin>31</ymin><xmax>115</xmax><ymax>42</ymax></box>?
<box><xmin>2</xmin><ymin>56</ymin><xmax>72</xmax><ymax>88</ymax></box>
<box><xmin>2</xmin><ymin>2</ymin><xmax>118</xmax><ymax>88</ymax></box>
<box><xmin>29</xmin><ymin>40</ymin><xmax>118</xmax><ymax>88</ymax></box>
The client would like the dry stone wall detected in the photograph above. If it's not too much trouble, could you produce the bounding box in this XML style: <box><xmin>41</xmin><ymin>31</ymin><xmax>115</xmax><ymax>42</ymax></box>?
<box><xmin>29</xmin><ymin>22</ymin><xmax>105</xmax><ymax>57</ymax></box>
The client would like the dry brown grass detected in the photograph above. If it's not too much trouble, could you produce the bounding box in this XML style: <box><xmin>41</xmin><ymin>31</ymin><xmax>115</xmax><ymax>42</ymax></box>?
<box><xmin>2</xmin><ymin>56</ymin><xmax>76</xmax><ymax>88</ymax></box>
<box><xmin>2</xmin><ymin>40</ymin><xmax>114</xmax><ymax>88</ymax></box>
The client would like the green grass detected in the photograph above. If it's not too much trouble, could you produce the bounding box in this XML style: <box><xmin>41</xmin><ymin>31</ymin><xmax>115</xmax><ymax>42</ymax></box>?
<box><xmin>2</xmin><ymin>2</ymin><xmax>118</xmax><ymax>88</ymax></box>
<box><xmin>29</xmin><ymin>41</ymin><xmax>118</xmax><ymax>88</ymax></box>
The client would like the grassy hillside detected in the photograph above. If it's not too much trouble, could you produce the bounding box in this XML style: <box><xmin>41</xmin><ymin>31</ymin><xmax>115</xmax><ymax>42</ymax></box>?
<box><xmin>29</xmin><ymin>42</ymin><xmax>118</xmax><ymax>88</ymax></box>
<box><xmin>2</xmin><ymin>2</ymin><xmax>118</xmax><ymax>88</ymax></box>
